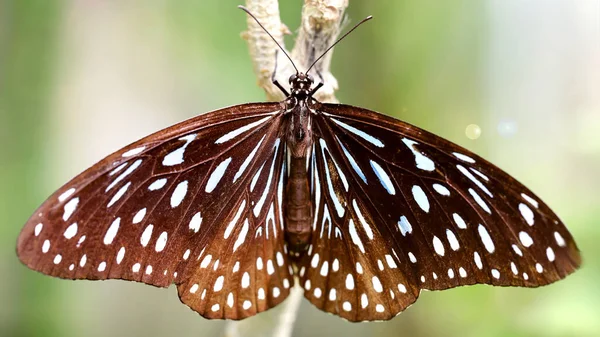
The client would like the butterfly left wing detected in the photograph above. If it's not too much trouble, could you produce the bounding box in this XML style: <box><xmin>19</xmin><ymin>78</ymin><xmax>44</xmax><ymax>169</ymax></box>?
<box><xmin>17</xmin><ymin>102</ymin><xmax>294</xmax><ymax>320</ymax></box>
<box><xmin>296</xmin><ymin>103</ymin><xmax>581</xmax><ymax>322</ymax></box>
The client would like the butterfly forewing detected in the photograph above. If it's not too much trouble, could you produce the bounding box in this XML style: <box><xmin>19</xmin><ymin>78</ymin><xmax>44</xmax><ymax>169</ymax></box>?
<box><xmin>296</xmin><ymin>103</ymin><xmax>580</xmax><ymax>321</ymax></box>
<box><xmin>17</xmin><ymin>102</ymin><xmax>295</xmax><ymax>319</ymax></box>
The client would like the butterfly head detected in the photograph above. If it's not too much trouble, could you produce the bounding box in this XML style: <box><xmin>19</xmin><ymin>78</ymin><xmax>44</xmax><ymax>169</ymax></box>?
<box><xmin>289</xmin><ymin>73</ymin><xmax>314</xmax><ymax>97</ymax></box>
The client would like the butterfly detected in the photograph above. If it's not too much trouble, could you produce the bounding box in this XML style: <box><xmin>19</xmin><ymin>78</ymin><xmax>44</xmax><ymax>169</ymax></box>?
<box><xmin>16</xmin><ymin>6</ymin><xmax>580</xmax><ymax>322</ymax></box>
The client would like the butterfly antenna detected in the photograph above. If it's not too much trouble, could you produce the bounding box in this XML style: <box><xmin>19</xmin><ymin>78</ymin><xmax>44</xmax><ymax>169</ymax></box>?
<box><xmin>306</xmin><ymin>15</ymin><xmax>373</xmax><ymax>74</ymax></box>
<box><xmin>238</xmin><ymin>5</ymin><xmax>299</xmax><ymax>74</ymax></box>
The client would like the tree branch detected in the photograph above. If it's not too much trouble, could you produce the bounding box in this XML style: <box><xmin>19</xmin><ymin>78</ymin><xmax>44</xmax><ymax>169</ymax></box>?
<box><xmin>225</xmin><ymin>1</ymin><xmax>348</xmax><ymax>336</ymax></box>
<box><xmin>241</xmin><ymin>0</ymin><xmax>347</xmax><ymax>103</ymax></box>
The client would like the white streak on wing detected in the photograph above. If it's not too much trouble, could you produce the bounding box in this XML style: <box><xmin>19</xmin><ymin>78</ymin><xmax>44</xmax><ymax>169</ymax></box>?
<box><xmin>457</xmin><ymin>164</ymin><xmax>492</xmax><ymax>197</ymax></box>
<box><xmin>277</xmin><ymin>159</ymin><xmax>285</xmax><ymax>230</ymax></box>
<box><xmin>348</xmin><ymin>219</ymin><xmax>365</xmax><ymax>253</ymax></box>
<box><xmin>103</xmin><ymin>217</ymin><xmax>120</xmax><ymax>245</ymax></box>
<box><xmin>266</xmin><ymin>203</ymin><xmax>276</xmax><ymax>239</ymax></box>
<box><xmin>233</xmin><ymin>218</ymin><xmax>249</xmax><ymax>252</ymax></box>
<box><xmin>478</xmin><ymin>224</ymin><xmax>495</xmax><ymax>253</ymax></box>
<box><xmin>163</xmin><ymin>134</ymin><xmax>196</xmax><ymax>166</ymax></box>
<box><xmin>331</xmin><ymin>118</ymin><xmax>384</xmax><ymax>147</ymax></box>
<box><xmin>336</xmin><ymin>136</ymin><xmax>367</xmax><ymax>184</ymax></box>
<box><xmin>402</xmin><ymin>138</ymin><xmax>435</xmax><ymax>171</ymax></box>
<box><xmin>469</xmin><ymin>188</ymin><xmax>491</xmax><ymax>214</ymax></box>
<box><xmin>106</xmin><ymin>159</ymin><xmax>142</xmax><ymax>192</ymax></box>
<box><xmin>352</xmin><ymin>199</ymin><xmax>373</xmax><ymax>240</ymax></box>
<box><xmin>453</xmin><ymin>152</ymin><xmax>475</xmax><ymax>163</ymax></box>
<box><xmin>319</xmin><ymin>139</ymin><xmax>348</xmax><ymax>191</ymax></box>
<box><xmin>320</xmin><ymin>206</ymin><xmax>331</xmax><ymax>239</ymax></box>
<box><xmin>63</xmin><ymin>197</ymin><xmax>79</xmax><ymax>221</ymax></box>
<box><xmin>320</xmin><ymin>139</ymin><xmax>345</xmax><ymax>217</ymax></box>
<box><xmin>250</xmin><ymin>161</ymin><xmax>266</xmax><ymax>192</ymax></box>
<box><xmin>311</xmin><ymin>152</ymin><xmax>321</xmax><ymax>231</ymax></box>
<box><xmin>370</xmin><ymin>160</ymin><xmax>395</xmax><ymax>195</ymax></box>
<box><xmin>224</xmin><ymin>200</ymin><xmax>246</xmax><ymax>239</ymax></box>
<box><xmin>122</xmin><ymin>146</ymin><xmax>145</xmax><ymax>157</ymax></box>
<box><xmin>58</xmin><ymin>188</ymin><xmax>75</xmax><ymax>202</ymax></box>
<box><xmin>233</xmin><ymin>135</ymin><xmax>266</xmax><ymax>183</ymax></box>
<box><xmin>253</xmin><ymin>139</ymin><xmax>280</xmax><ymax>217</ymax></box>
<box><xmin>521</xmin><ymin>193</ymin><xmax>539</xmax><ymax>208</ymax></box>
<box><xmin>109</xmin><ymin>162</ymin><xmax>127</xmax><ymax>176</ymax></box>
<box><xmin>215</xmin><ymin>116</ymin><xmax>271</xmax><ymax>144</ymax></box>
<box><xmin>205</xmin><ymin>157</ymin><xmax>232</xmax><ymax>193</ymax></box>
<box><xmin>470</xmin><ymin>167</ymin><xmax>489</xmax><ymax>181</ymax></box>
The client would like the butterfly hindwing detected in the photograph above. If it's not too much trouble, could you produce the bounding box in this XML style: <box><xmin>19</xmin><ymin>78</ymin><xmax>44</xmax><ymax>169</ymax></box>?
<box><xmin>16</xmin><ymin>102</ymin><xmax>295</xmax><ymax>319</ymax></box>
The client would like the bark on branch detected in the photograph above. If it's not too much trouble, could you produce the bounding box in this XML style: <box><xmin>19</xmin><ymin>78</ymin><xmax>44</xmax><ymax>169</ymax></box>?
<box><xmin>241</xmin><ymin>0</ymin><xmax>347</xmax><ymax>103</ymax></box>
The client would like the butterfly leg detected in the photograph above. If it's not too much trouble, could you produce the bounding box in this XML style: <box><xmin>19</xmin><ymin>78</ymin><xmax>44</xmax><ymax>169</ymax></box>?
<box><xmin>272</xmin><ymin>50</ymin><xmax>290</xmax><ymax>96</ymax></box>
<box><xmin>308</xmin><ymin>68</ymin><xmax>324</xmax><ymax>97</ymax></box>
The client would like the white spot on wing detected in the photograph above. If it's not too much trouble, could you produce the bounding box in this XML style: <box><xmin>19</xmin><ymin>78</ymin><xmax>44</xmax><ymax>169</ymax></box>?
<box><xmin>163</xmin><ymin>134</ymin><xmax>196</xmax><ymax>166</ymax></box>
<box><xmin>189</xmin><ymin>212</ymin><xmax>202</xmax><ymax>233</ymax></box>
<box><xmin>34</xmin><ymin>223</ymin><xmax>43</xmax><ymax>236</ymax></box>
<box><xmin>478</xmin><ymin>224</ymin><xmax>495</xmax><ymax>253</ymax></box>
<box><xmin>519</xmin><ymin>203</ymin><xmax>535</xmax><ymax>226</ymax></box>
<box><xmin>64</xmin><ymin>223</ymin><xmax>78</xmax><ymax>239</ymax></box>
<box><xmin>170</xmin><ymin>180</ymin><xmax>188</xmax><ymax>208</ymax></box>
<box><xmin>103</xmin><ymin>218</ymin><xmax>120</xmax><ymax>245</ymax></box>
<box><xmin>412</xmin><ymin>185</ymin><xmax>429</xmax><ymax>212</ymax></box>
<box><xmin>519</xmin><ymin>231</ymin><xmax>534</xmax><ymax>247</ymax></box>
<box><xmin>453</xmin><ymin>213</ymin><xmax>467</xmax><ymax>229</ymax></box>
<box><xmin>132</xmin><ymin>208</ymin><xmax>146</xmax><ymax>224</ymax></box>
<box><xmin>402</xmin><ymin>138</ymin><xmax>435</xmax><ymax>171</ymax></box>
<box><xmin>398</xmin><ymin>216</ymin><xmax>412</xmax><ymax>236</ymax></box>
<box><xmin>148</xmin><ymin>178</ymin><xmax>167</xmax><ymax>191</ymax></box>
<box><xmin>140</xmin><ymin>224</ymin><xmax>153</xmax><ymax>247</ymax></box>
<box><xmin>446</xmin><ymin>229</ymin><xmax>460</xmax><ymax>251</ymax></box>
<box><xmin>155</xmin><ymin>231</ymin><xmax>168</xmax><ymax>252</ymax></box>
<box><xmin>433</xmin><ymin>183</ymin><xmax>450</xmax><ymax>196</ymax></box>
<box><xmin>432</xmin><ymin>236</ymin><xmax>445</xmax><ymax>256</ymax></box>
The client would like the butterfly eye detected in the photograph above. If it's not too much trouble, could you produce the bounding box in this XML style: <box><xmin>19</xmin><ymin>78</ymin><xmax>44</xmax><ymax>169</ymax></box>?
<box><xmin>289</xmin><ymin>74</ymin><xmax>297</xmax><ymax>84</ymax></box>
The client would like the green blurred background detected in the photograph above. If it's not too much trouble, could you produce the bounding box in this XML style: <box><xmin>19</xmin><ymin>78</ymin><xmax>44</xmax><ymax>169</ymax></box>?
<box><xmin>1</xmin><ymin>1</ymin><xmax>598</xmax><ymax>336</ymax></box>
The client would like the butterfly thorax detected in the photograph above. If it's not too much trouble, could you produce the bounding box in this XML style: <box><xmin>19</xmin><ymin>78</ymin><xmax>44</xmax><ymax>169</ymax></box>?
<box><xmin>283</xmin><ymin>73</ymin><xmax>315</xmax><ymax>255</ymax></box>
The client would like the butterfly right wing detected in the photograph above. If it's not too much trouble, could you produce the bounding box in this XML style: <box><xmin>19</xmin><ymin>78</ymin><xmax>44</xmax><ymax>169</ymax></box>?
<box><xmin>17</xmin><ymin>102</ymin><xmax>294</xmax><ymax>319</ymax></box>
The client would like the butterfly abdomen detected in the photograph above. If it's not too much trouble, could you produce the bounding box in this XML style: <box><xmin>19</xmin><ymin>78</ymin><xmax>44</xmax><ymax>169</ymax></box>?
<box><xmin>284</xmin><ymin>156</ymin><xmax>313</xmax><ymax>254</ymax></box>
